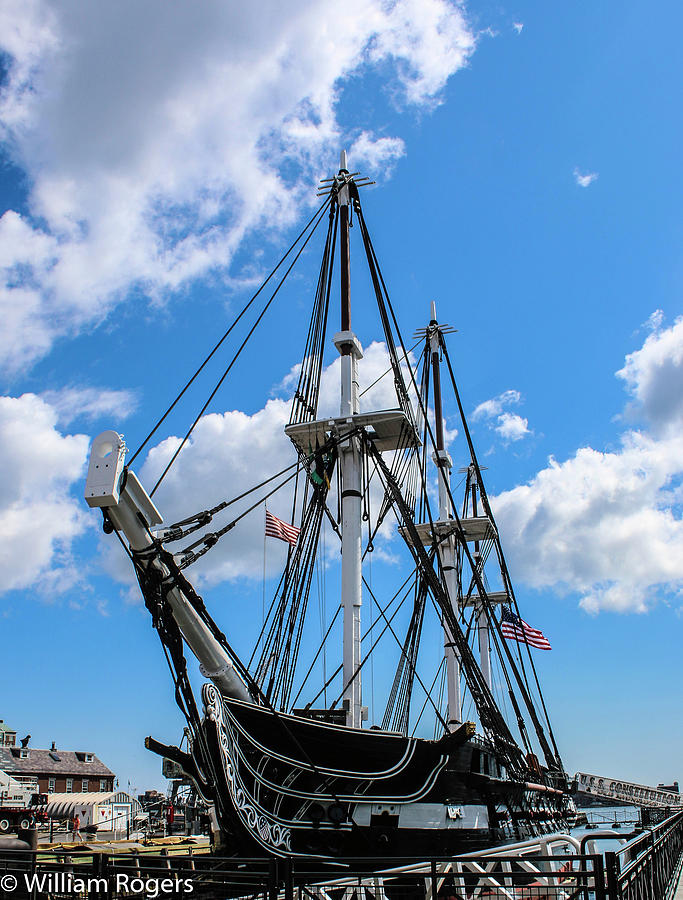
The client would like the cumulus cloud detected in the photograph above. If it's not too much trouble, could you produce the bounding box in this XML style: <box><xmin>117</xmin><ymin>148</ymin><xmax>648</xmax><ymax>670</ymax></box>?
<box><xmin>493</xmin><ymin>314</ymin><xmax>683</xmax><ymax>614</ymax></box>
<box><xmin>617</xmin><ymin>314</ymin><xmax>683</xmax><ymax>434</ymax></box>
<box><xmin>473</xmin><ymin>389</ymin><xmax>530</xmax><ymax>442</ymax></box>
<box><xmin>41</xmin><ymin>386</ymin><xmax>138</xmax><ymax>425</ymax></box>
<box><xmin>347</xmin><ymin>132</ymin><xmax>406</xmax><ymax>174</ymax></box>
<box><xmin>140</xmin><ymin>398</ymin><xmax>293</xmax><ymax>585</ymax></box>
<box><xmin>0</xmin><ymin>393</ymin><xmax>89</xmax><ymax>593</ymax></box>
<box><xmin>0</xmin><ymin>0</ymin><xmax>476</xmax><ymax>373</ymax></box>
<box><xmin>495</xmin><ymin>411</ymin><xmax>530</xmax><ymax>442</ymax></box>
<box><xmin>473</xmin><ymin>389</ymin><xmax>521</xmax><ymax>420</ymax></box>
<box><xmin>573</xmin><ymin>168</ymin><xmax>598</xmax><ymax>187</ymax></box>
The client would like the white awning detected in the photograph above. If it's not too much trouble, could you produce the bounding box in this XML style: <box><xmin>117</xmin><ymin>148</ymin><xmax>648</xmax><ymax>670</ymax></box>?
<box><xmin>45</xmin><ymin>791</ymin><xmax>141</xmax><ymax>819</ymax></box>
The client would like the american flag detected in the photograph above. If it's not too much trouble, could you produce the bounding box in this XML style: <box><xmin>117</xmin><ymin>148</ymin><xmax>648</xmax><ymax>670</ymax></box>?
<box><xmin>500</xmin><ymin>606</ymin><xmax>551</xmax><ymax>650</ymax></box>
<box><xmin>265</xmin><ymin>509</ymin><xmax>300</xmax><ymax>547</ymax></box>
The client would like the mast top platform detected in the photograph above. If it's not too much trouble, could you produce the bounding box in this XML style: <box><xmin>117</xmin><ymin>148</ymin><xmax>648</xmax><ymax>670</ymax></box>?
<box><xmin>286</xmin><ymin>408</ymin><xmax>420</xmax><ymax>455</ymax></box>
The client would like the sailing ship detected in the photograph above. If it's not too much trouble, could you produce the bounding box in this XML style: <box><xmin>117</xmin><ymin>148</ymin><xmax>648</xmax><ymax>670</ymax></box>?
<box><xmin>85</xmin><ymin>153</ymin><xmax>574</xmax><ymax>858</ymax></box>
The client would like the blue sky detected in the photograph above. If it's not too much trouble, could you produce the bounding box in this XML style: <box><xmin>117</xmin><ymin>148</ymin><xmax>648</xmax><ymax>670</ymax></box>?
<box><xmin>0</xmin><ymin>0</ymin><xmax>681</xmax><ymax>795</ymax></box>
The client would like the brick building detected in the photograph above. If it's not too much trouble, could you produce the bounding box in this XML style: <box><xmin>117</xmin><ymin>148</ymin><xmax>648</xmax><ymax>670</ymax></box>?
<box><xmin>0</xmin><ymin>740</ymin><xmax>115</xmax><ymax>795</ymax></box>
<box><xmin>0</xmin><ymin>722</ymin><xmax>17</xmax><ymax>748</ymax></box>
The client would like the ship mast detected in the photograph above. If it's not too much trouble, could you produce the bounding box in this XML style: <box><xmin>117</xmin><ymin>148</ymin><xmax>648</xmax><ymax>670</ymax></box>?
<box><xmin>470</xmin><ymin>472</ymin><xmax>492</xmax><ymax>690</ymax></box>
<box><xmin>335</xmin><ymin>150</ymin><xmax>364</xmax><ymax>729</ymax></box>
<box><xmin>428</xmin><ymin>304</ymin><xmax>462</xmax><ymax>727</ymax></box>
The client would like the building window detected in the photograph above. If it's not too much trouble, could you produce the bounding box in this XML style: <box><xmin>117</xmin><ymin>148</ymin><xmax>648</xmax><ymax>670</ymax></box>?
<box><xmin>48</xmin><ymin>778</ymin><xmax>55</xmax><ymax>792</ymax></box>
<box><xmin>19</xmin><ymin>749</ymin><xmax>30</xmax><ymax>759</ymax></box>
<box><xmin>100</xmin><ymin>779</ymin><xmax>107</xmax><ymax>791</ymax></box>
<box><xmin>82</xmin><ymin>779</ymin><xmax>89</xmax><ymax>792</ymax></box>
<box><xmin>66</xmin><ymin>778</ymin><xmax>73</xmax><ymax>793</ymax></box>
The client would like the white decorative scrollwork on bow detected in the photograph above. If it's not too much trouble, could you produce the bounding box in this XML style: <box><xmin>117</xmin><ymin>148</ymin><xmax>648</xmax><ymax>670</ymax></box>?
<box><xmin>203</xmin><ymin>684</ymin><xmax>292</xmax><ymax>852</ymax></box>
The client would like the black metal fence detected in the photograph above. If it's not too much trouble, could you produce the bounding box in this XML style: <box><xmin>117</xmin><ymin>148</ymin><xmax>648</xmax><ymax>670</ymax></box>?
<box><xmin>1</xmin><ymin>812</ymin><xmax>683</xmax><ymax>899</ymax></box>
<box><xmin>0</xmin><ymin>848</ymin><xmax>605</xmax><ymax>899</ymax></box>
<box><xmin>605</xmin><ymin>809</ymin><xmax>683</xmax><ymax>900</ymax></box>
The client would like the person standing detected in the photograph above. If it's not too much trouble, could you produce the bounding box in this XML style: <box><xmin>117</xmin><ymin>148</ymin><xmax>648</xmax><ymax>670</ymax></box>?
<box><xmin>166</xmin><ymin>803</ymin><xmax>175</xmax><ymax>834</ymax></box>
<box><xmin>71</xmin><ymin>813</ymin><xmax>83</xmax><ymax>842</ymax></box>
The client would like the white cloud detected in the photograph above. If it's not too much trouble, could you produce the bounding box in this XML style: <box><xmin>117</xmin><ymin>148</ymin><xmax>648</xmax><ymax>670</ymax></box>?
<box><xmin>0</xmin><ymin>0</ymin><xmax>476</xmax><ymax>373</ymax></box>
<box><xmin>369</xmin><ymin>0</ymin><xmax>476</xmax><ymax>106</ymax></box>
<box><xmin>0</xmin><ymin>393</ymin><xmax>89</xmax><ymax>593</ymax></box>
<box><xmin>493</xmin><ymin>315</ymin><xmax>683</xmax><ymax>614</ymax></box>
<box><xmin>140</xmin><ymin>398</ymin><xmax>294</xmax><ymax>586</ymax></box>
<box><xmin>645</xmin><ymin>309</ymin><xmax>664</xmax><ymax>332</ymax></box>
<box><xmin>495</xmin><ymin>411</ymin><xmax>530</xmax><ymax>442</ymax></box>
<box><xmin>573</xmin><ymin>168</ymin><xmax>598</xmax><ymax>187</ymax></box>
<box><xmin>347</xmin><ymin>132</ymin><xmax>406</xmax><ymax>174</ymax></box>
<box><xmin>41</xmin><ymin>387</ymin><xmax>138</xmax><ymax>425</ymax></box>
<box><xmin>494</xmin><ymin>433</ymin><xmax>683</xmax><ymax>614</ymax></box>
<box><xmin>473</xmin><ymin>389</ymin><xmax>521</xmax><ymax>421</ymax></box>
<box><xmin>472</xmin><ymin>389</ymin><xmax>531</xmax><ymax>442</ymax></box>
<box><xmin>617</xmin><ymin>314</ymin><xmax>683</xmax><ymax>434</ymax></box>
<box><xmin>513</xmin><ymin>22</ymin><xmax>524</xmax><ymax>34</ymax></box>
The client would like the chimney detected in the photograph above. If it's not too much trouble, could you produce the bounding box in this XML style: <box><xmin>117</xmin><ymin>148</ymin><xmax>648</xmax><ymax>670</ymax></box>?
<box><xmin>51</xmin><ymin>741</ymin><xmax>56</xmax><ymax>751</ymax></box>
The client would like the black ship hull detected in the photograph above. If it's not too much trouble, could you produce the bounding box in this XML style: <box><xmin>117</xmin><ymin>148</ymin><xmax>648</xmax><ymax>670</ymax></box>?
<box><xmin>197</xmin><ymin>685</ymin><xmax>573</xmax><ymax>858</ymax></box>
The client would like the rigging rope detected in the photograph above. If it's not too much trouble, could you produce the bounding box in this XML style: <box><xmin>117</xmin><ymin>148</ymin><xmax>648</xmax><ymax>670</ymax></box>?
<box><xmin>159</xmin><ymin>457</ymin><xmax>305</xmax><ymax>544</ymax></box>
<box><xmin>289</xmin><ymin>202</ymin><xmax>337</xmax><ymax>425</ymax></box>
<box><xmin>366</xmin><ymin>435</ymin><xmax>524</xmax><ymax>775</ymax></box>
<box><xmin>303</xmin><ymin>567</ymin><xmax>418</xmax><ymax>711</ymax></box>
<box><xmin>382</xmin><ymin>568</ymin><xmax>429</xmax><ymax>733</ymax></box>
<box><xmin>149</xmin><ymin>197</ymin><xmax>333</xmax><ymax>496</ymax></box>
<box><xmin>328</xmin><ymin>571</ymin><xmax>449</xmax><ymax>733</ymax></box>
<box><xmin>362</xmin><ymin>267</ymin><xmax>560</xmax><ymax>775</ymax></box>
<box><xmin>441</xmin><ymin>340</ymin><xmax>564</xmax><ymax>772</ymax></box>
<box><xmin>125</xmin><ymin>521</ymin><xmax>354</xmax><ymax>813</ymax></box>
<box><xmin>128</xmin><ymin>195</ymin><xmax>332</xmax><ymax>468</ymax></box>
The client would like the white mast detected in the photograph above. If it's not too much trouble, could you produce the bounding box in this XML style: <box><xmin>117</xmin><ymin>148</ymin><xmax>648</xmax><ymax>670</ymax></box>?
<box><xmin>334</xmin><ymin>150</ymin><xmax>364</xmax><ymax>729</ymax></box>
<box><xmin>429</xmin><ymin>303</ymin><xmax>462</xmax><ymax>727</ymax></box>
<box><xmin>284</xmin><ymin>153</ymin><xmax>418</xmax><ymax>727</ymax></box>
<box><xmin>471</xmin><ymin>474</ymin><xmax>492</xmax><ymax>691</ymax></box>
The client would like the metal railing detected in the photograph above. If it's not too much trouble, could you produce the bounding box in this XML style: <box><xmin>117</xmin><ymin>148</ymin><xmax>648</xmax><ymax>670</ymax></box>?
<box><xmin>2</xmin><ymin>813</ymin><xmax>683</xmax><ymax>899</ymax></box>
<box><xmin>605</xmin><ymin>810</ymin><xmax>683</xmax><ymax>900</ymax></box>
<box><xmin>0</xmin><ymin>847</ymin><xmax>605</xmax><ymax>899</ymax></box>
